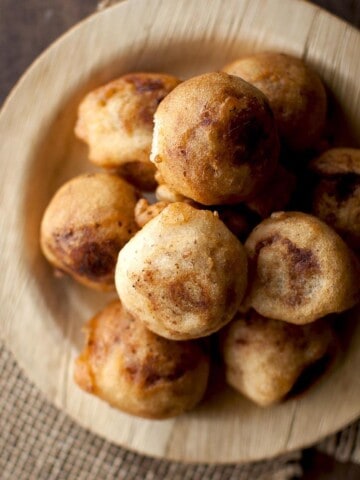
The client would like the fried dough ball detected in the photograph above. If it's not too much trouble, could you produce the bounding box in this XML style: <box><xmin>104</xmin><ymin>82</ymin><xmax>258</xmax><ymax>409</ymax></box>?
<box><xmin>115</xmin><ymin>203</ymin><xmax>248</xmax><ymax>340</ymax></box>
<box><xmin>223</xmin><ymin>52</ymin><xmax>327</xmax><ymax>151</ymax></box>
<box><xmin>74</xmin><ymin>301</ymin><xmax>210</xmax><ymax>419</ymax></box>
<box><xmin>310</xmin><ymin>148</ymin><xmax>360</xmax><ymax>248</ymax></box>
<box><xmin>134</xmin><ymin>198</ymin><xmax>169</xmax><ymax>228</ymax></box>
<box><xmin>75</xmin><ymin>73</ymin><xmax>181</xmax><ymax>190</ymax></box>
<box><xmin>245</xmin><ymin>211</ymin><xmax>360</xmax><ymax>324</ymax></box>
<box><xmin>151</xmin><ymin>72</ymin><xmax>279</xmax><ymax>205</ymax></box>
<box><xmin>245</xmin><ymin>165</ymin><xmax>296</xmax><ymax>218</ymax></box>
<box><xmin>40</xmin><ymin>173</ymin><xmax>138</xmax><ymax>290</ymax></box>
<box><xmin>221</xmin><ymin>310</ymin><xmax>334</xmax><ymax>406</ymax></box>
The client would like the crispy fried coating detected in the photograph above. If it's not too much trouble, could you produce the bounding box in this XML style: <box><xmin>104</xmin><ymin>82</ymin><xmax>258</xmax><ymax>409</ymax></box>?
<box><xmin>134</xmin><ymin>199</ymin><xmax>169</xmax><ymax>228</ymax></box>
<box><xmin>221</xmin><ymin>310</ymin><xmax>334</xmax><ymax>406</ymax></box>
<box><xmin>310</xmin><ymin>148</ymin><xmax>360</xmax><ymax>248</ymax></box>
<box><xmin>40</xmin><ymin>173</ymin><xmax>138</xmax><ymax>290</ymax></box>
<box><xmin>151</xmin><ymin>72</ymin><xmax>279</xmax><ymax>205</ymax></box>
<box><xmin>223</xmin><ymin>52</ymin><xmax>327</xmax><ymax>151</ymax></box>
<box><xmin>74</xmin><ymin>301</ymin><xmax>210</xmax><ymax>419</ymax></box>
<box><xmin>155</xmin><ymin>183</ymin><xmax>196</xmax><ymax>205</ymax></box>
<box><xmin>310</xmin><ymin>148</ymin><xmax>360</xmax><ymax>176</ymax></box>
<box><xmin>75</xmin><ymin>73</ymin><xmax>181</xmax><ymax>190</ymax></box>
<box><xmin>156</xmin><ymin>186</ymin><xmax>253</xmax><ymax>239</ymax></box>
<box><xmin>115</xmin><ymin>203</ymin><xmax>248</xmax><ymax>340</ymax></box>
<box><xmin>245</xmin><ymin>211</ymin><xmax>360</xmax><ymax>324</ymax></box>
<box><xmin>116</xmin><ymin>160</ymin><xmax>158</xmax><ymax>192</ymax></box>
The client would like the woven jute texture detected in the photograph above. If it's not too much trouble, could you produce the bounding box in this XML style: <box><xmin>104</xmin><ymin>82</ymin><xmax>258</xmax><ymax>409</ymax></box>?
<box><xmin>0</xmin><ymin>340</ymin><xmax>302</xmax><ymax>480</ymax></box>
<box><xmin>317</xmin><ymin>422</ymin><xmax>360</xmax><ymax>464</ymax></box>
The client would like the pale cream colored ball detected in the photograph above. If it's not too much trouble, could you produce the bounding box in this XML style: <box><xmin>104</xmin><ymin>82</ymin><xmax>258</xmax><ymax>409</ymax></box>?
<box><xmin>115</xmin><ymin>202</ymin><xmax>248</xmax><ymax>339</ymax></box>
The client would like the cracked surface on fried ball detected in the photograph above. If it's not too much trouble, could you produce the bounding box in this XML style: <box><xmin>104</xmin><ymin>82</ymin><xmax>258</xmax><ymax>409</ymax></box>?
<box><xmin>310</xmin><ymin>148</ymin><xmax>360</xmax><ymax>249</ymax></box>
<box><xmin>151</xmin><ymin>72</ymin><xmax>279</xmax><ymax>205</ymax></box>
<box><xmin>223</xmin><ymin>52</ymin><xmax>327</xmax><ymax>151</ymax></box>
<box><xmin>40</xmin><ymin>173</ymin><xmax>138</xmax><ymax>290</ymax></box>
<box><xmin>245</xmin><ymin>211</ymin><xmax>360</xmax><ymax>324</ymax></box>
<box><xmin>221</xmin><ymin>310</ymin><xmax>334</xmax><ymax>406</ymax></box>
<box><xmin>74</xmin><ymin>301</ymin><xmax>210</xmax><ymax>419</ymax></box>
<box><xmin>75</xmin><ymin>72</ymin><xmax>181</xmax><ymax>190</ymax></box>
<box><xmin>115</xmin><ymin>203</ymin><xmax>248</xmax><ymax>340</ymax></box>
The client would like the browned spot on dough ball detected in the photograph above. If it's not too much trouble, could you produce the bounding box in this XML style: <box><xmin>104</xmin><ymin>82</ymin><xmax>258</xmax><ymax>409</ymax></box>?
<box><xmin>168</xmin><ymin>276</ymin><xmax>210</xmax><ymax>312</ymax></box>
<box><xmin>245</xmin><ymin>211</ymin><xmax>360</xmax><ymax>324</ymax></box>
<box><xmin>124</xmin><ymin>74</ymin><xmax>166</xmax><ymax>93</ymax></box>
<box><xmin>40</xmin><ymin>173</ymin><xmax>138</xmax><ymax>291</ymax></box>
<box><xmin>70</xmin><ymin>239</ymin><xmax>121</xmax><ymax>279</ymax></box>
<box><xmin>74</xmin><ymin>301</ymin><xmax>210</xmax><ymax>418</ymax></box>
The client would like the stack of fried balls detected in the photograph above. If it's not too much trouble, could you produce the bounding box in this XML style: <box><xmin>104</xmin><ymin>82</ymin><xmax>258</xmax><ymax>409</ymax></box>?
<box><xmin>40</xmin><ymin>54</ymin><xmax>360</xmax><ymax>418</ymax></box>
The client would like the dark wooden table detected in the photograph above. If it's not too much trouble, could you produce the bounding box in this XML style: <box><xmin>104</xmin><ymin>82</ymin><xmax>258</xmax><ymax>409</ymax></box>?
<box><xmin>1</xmin><ymin>1</ymin><xmax>360</xmax><ymax>479</ymax></box>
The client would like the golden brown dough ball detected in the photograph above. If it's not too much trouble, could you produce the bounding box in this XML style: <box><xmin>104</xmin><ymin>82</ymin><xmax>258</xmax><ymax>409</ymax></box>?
<box><xmin>40</xmin><ymin>173</ymin><xmax>138</xmax><ymax>290</ymax></box>
<box><xmin>151</xmin><ymin>72</ymin><xmax>279</xmax><ymax>205</ymax></box>
<box><xmin>74</xmin><ymin>301</ymin><xmax>210</xmax><ymax>419</ymax></box>
<box><xmin>245</xmin><ymin>211</ymin><xmax>360</xmax><ymax>324</ymax></box>
<box><xmin>75</xmin><ymin>73</ymin><xmax>181</xmax><ymax>190</ymax></box>
<box><xmin>245</xmin><ymin>165</ymin><xmax>296</xmax><ymax>218</ymax></box>
<box><xmin>115</xmin><ymin>203</ymin><xmax>248</xmax><ymax>340</ymax></box>
<box><xmin>223</xmin><ymin>52</ymin><xmax>327</xmax><ymax>151</ymax></box>
<box><xmin>310</xmin><ymin>148</ymin><xmax>360</xmax><ymax>249</ymax></box>
<box><xmin>221</xmin><ymin>310</ymin><xmax>334</xmax><ymax>406</ymax></box>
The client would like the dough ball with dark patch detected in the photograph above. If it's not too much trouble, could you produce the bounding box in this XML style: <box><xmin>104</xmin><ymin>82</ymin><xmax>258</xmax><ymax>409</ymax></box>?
<box><xmin>115</xmin><ymin>203</ymin><xmax>248</xmax><ymax>340</ymax></box>
<box><xmin>223</xmin><ymin>52</ymin><xmax>327</xmax><ymax>151</ymax></box>
<box><xmin>74</xmin><ymin>301</ymin><xmax>210</xmax><ymax>419</ymax></box>
<box><xmin>75</xmin><ymin>73</ymin><xmax>181</xmax><ymax>190</ymax></box>
<box><xmin>151</xmin><ymin>72</ymin><xmax>279</xmax><ymax>205</ymax></box>
<box><xmin>245</xmin><ymin>211</ymin><xmax>360</xmax><ymax>324</ymax></box>
<box><xmin>221</xmin><ymin>310</ymin><xmax>334</xmax><ymax>406</ymax></box>
<box><xmin>310</xmin><ymin>148</ymin><xmax>360</xmax><ymax>249</ymax></box>
<box><xmin>40</xmin><ymin>173</ymin><xmax>138</xmax><ymax>290</ymax></box>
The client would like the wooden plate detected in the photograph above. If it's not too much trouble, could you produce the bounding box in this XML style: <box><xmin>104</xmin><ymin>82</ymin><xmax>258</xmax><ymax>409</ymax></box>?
<box><xmin>1</xmin><ymin>0</ymin><xmax>360</xmax><ymax>464</ymax></box>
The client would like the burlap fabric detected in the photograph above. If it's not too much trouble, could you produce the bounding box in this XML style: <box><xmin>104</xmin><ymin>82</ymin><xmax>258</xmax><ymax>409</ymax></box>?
<box><xmin>0</xmin><ymin>340</ymin><xmax>302</xmax><ymax>480</ymax></box>
<box><xmin>1</xmin><ymin>336</ymin><xmax>359</xmax><ymax>480</ymax></box>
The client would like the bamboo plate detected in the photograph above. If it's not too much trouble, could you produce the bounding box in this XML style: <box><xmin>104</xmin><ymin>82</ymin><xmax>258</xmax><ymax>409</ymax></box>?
<box><xmin>1</xmin><ymin>0</ymin><xmax>360</xmax><ymax>464</ymax></box>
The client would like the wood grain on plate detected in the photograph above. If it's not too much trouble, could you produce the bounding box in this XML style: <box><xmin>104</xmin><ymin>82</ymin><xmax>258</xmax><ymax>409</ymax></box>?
<box><xmin>0</xmin><ymin>0</ymin><xmax>360</xmax><ymax>463</ymax></box>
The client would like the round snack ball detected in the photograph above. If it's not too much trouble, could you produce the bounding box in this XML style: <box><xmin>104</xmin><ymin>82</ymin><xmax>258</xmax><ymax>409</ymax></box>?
<box><xmin>151</xmin><ymin>72</ymin><xmax>279</xmax><ymax>205</ymax></box>
<box><xmin>245</xmin><ymin>211</ymin><xmax>360</xmax><ymax>324</ymax></box>
<box><xmin>40</xmin><ymin>173</ymin><xmax>138</xmax><ymax>291</ymax></box>
<box><xmin>74</xmin><ymin>301</ymin><xmax>210</xmax><ymax>419</ymax></box>
<box><xmin>310</xmin><ymin>148</ymin><xmax>360</xmax><ymax>249</ymax></box>
<box><xmin>75</xmin><ymin>72</ymin><xmax>181</xmax><ymax>191</ymax></box>
<box><xmin>221</xmin><ymin>310</ymin><xmax>334</xmax><ymax>406</ymax></box>
<box><xmin>116</xmin><ymin>202</ymin><xmax>248</xmax><ymax>340</ymax></box>
<box><xmin>223</xmin><ymin>52</ymin><xmax>327</xmax><ymax>151</ymax></box>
